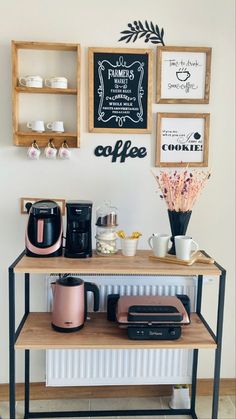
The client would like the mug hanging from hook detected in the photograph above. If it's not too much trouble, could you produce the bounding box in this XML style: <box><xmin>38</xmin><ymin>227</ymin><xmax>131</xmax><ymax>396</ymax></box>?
<box><xmin>59</xmin><ymin>140</ymin><xmax>71</xmax><ymax>159</ymax></box>
<box><xmin>44</xmin><ymin>139</ymin><xmax>57</xmax><ymax>159</ymax></box>
<box><xmin>27</xmin><ymin>140</ymin><xmax>41</xmax><ymax>159</ymax></box>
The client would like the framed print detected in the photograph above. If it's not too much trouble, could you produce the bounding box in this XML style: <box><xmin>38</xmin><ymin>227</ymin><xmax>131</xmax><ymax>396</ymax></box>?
<box><xmin>157</xmin><ymin>46</ymin><xmax>212</xmax><ymax>104</ymax></box>
<box><xmin>88</xmin><ymin>47</ymin><xmax>153</xmax><ymax>133</ymax></box>
<box><xmin>156</xmin><ymin>113</ymin><xmax>210</xmax><ymax>167</ymax></box>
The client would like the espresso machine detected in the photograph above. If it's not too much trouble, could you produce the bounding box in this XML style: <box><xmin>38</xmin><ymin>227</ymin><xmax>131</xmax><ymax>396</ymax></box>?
<box><xmin>64</xmin><ymin>201</ymin><xmax>93</xmax><ymax>258</ymax></box>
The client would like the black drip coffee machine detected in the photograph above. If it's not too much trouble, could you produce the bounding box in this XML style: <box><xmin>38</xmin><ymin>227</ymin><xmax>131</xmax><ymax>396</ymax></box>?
<box><xmin>64</xmin><ymin>201</ymin><xmax>93</xmax><ymax>258</ymax></box>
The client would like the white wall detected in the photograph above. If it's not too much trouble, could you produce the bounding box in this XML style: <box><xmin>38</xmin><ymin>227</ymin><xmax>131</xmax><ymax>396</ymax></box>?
<box><xmin>0</xmin><ymin>0</ymin><xmax>235</xmax><ymax>383</ymax></box>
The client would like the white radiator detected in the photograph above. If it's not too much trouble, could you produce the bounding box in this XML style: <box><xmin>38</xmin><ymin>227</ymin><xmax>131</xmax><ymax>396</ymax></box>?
<box><xmin>46</xmin><ymin>275</ymin><xmax>197</xmax><ymax>387</ymax></box>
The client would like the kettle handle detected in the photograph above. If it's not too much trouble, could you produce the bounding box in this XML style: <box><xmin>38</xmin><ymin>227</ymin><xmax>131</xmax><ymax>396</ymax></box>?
<box><xmin>84</xmin><ymin>282</ymin><xmax>100</xmax><ymax>315</ymax></box>
<box><xmin>51</xmin><ymin>282</ymin><xmax>56</xmax><ymax>296</ymax></box>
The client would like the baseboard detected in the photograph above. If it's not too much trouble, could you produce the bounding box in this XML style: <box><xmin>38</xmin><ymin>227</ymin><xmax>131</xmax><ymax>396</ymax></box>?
<box><xmin>0</xmin><ymin>379</ymin><xmax>235</xmax><ymax>401</ymax></box>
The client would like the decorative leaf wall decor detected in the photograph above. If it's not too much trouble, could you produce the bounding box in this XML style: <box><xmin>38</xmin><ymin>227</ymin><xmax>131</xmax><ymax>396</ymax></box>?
<box><xmin>118</xmin><ymin>20</ymin><xmax>165</xmax><ymax>45</ymax></box>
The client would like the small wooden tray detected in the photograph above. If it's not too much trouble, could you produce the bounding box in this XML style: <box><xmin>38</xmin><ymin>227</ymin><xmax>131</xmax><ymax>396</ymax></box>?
<box><xmin>149</xmin><ymin>251</ymin><xmax>214</xmax><ymax>266</ymax></box>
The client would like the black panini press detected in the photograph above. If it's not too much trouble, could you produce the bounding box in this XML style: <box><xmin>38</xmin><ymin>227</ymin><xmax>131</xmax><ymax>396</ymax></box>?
<box><xmin>107</xmin><ymin>294</ymin><xmax>190</xmax><ymax>340</ymax></box>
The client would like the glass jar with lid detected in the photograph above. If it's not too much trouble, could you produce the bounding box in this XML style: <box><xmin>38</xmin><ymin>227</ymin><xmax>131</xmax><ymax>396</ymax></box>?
<box><xmin>95</xmin><ymin>202</ymin><xmax>118</xmax><ymax>255</ymax></box>
<box><xmin>96</xmin><ymin>201</ymin><xmax>118</xmax><ymax>228</ymax></box>
<box><xmin>96</xmin><ymin>226</ymin><xmax>117</xmax><ymax>255</ymax></box>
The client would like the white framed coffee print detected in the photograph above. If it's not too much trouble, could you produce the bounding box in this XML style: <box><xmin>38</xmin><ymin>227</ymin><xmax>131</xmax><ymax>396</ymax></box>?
<box><xmin>156</xmin><ymin>113</ymin><xmax>210</xmax><ymax>167</ymax></box>
<box><xmin>157</xmin><ymin>46</ymin><xmax>212</xmax><ymax>104</ymax></box>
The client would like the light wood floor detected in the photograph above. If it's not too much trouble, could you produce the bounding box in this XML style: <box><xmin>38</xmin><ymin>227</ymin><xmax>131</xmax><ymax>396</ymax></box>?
<box><xmin>0</xmin><ymin>395</ymin><xmax>235</xmax><ymax>418</ymax></box>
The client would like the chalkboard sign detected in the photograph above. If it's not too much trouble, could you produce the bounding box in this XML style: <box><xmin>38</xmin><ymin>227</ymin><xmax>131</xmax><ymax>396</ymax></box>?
<box><xmin>89</xmin><ymin>48</ymin><xmax>153</xmax><ymax>133</ymax></box>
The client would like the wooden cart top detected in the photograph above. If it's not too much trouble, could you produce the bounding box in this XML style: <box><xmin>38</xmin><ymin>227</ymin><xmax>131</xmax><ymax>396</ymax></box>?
<box><xmin>12</xmin><ymin>250</ymin><xmax>222</xmax><ymax>276</ymax></box>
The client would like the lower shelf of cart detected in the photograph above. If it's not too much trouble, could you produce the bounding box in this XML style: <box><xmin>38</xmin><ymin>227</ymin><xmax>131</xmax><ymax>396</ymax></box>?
<box><xmin>15</xmin><ymin>312</ymin><xmax>216</xmax><ymax>350</ymax></box>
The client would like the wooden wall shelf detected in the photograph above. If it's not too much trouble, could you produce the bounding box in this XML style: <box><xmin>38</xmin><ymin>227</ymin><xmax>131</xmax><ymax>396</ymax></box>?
<box><xmin>12</xmin><ymin>40</ymin><xmax>80</xmax><ymax>148</ymax></box>
<box><xmin>15</xmin><ymin>87</ymin><xmax>77</xmax><ymax>95</ymax></box>
<box><xmin>12</xmin><ymin>41</ymin><xmax>79</xmax><ymax>51</ymax></box>
<box><xmin>15</xmin><ymin>133</ymin><xmax>77</xmax><ymax>148</ymax></box>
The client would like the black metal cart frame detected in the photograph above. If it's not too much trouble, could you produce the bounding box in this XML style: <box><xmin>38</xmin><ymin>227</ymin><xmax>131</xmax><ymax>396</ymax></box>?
<box><xmin>8</xmin><ymin>251</ymin><xmax>226</xmax><ymax>419</ymax></box>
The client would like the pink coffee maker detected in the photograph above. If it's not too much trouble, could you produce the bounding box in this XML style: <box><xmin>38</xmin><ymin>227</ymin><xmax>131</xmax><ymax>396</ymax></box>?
<box><xmin>51</xmin><ymin>276</ymin><xmax>99</xmax><ymax>332</ymax></box>
<box><xmin>25</xmin><ymin>200</ymin><xmax>62</xmax><ymax>257</ymax></box>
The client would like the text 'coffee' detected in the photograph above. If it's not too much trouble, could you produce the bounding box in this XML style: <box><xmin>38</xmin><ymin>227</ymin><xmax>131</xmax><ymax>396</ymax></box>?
<box><xmin>94</xmin><ymin>140</ymin><xmax>147</xmax><ymax>163</ymax></box>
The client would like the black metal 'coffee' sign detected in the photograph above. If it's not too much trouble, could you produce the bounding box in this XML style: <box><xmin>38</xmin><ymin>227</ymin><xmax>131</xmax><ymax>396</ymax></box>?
<box><xmin>89</xmin><ymin>48</ymin><xmax>152</xmax><ymax>133</ymax></box>
<box><xmin>94</xmin><ymin>140</ymin><xmax>147</xmax><ymax>163</ymax></box>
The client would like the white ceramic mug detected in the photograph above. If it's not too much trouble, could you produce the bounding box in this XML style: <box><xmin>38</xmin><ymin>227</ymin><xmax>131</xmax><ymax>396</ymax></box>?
<box><xmin>58</xmin><ymin>142</ymin><xmax>71</xmax><ymax>159</ymax></box>
<box><xmin>175</xmin><ymin>235</ymin><xmax>199</xmax><ymax>261</ymax></box>
<box><xmin>148</xmin><ymin>234</ymin><xmax>171</xmax><ymax>257</ymax></box>
<box><xmin>44</xmin><ymin>143</ymin><xmax>57</xmax><ymax>159</ymax></box>
<box><xmin>19</xmin><ymin>75</ymin><xmax>43</xmax><ymax>88</ymax></box>
<box><xmin>27</xmin><ymin>142</ymin><xmax>41</xmax><ymax>160</ymax></box>
<box><xmin>47</xmin><ymin>121</ymin><xmax>64</xmax><ymax>132</ymax></box>
<box><xmin>44</xmin><ymin>147</ymin><xmax>57</xmax><ymax>159</ymax></box>
<box><xmin>45</xmin><ymin>77</ymin><xmax>68</xmax><ymax>89</ymax></box>
<box><xmin>27</xmin><ymin>120</ymin><xmax>45</xmax><ymax>132</ymax></box>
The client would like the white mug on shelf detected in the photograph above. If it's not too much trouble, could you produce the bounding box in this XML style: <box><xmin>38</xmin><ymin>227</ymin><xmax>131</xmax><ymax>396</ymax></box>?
<box><xmin>44</xmin><ymin>76</ymin><xmax>68</xmax><ymax>89</ymax></box>
<box><xmin>46</xmin><ymin>121</ymin><xmax>64</xmax><ymax>132</ymax></box>
<box><xmin>148</xmin><ymin>233</ymin><xmax>171</xmax><ymax>257</ymax></box>
<box><xmin>175</xmin><ymin>235</ymin><xmax>199</xmax><ymax>261</ymax></box>
<box><xmin>19</xmin><ymin>75</ymin><xmax>43</xmax><ymax>88</ymax></box>
<box><xmin>27</xmin><ymin>120</ymin><xmax>45</xmax><ymax>132</ymax></box>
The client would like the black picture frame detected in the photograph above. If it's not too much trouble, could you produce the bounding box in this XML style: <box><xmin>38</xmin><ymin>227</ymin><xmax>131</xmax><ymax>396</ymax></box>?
<box><xmin>89</xmin><ymin>47</ymin><xmax>153</xmax><ymax>133</ymax></box>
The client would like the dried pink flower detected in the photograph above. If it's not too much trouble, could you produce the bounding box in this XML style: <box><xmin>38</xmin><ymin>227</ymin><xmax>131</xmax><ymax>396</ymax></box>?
<box><xmin>152</xmin><ymin>168</ymin><xmax>211</xmax><ymax>212</ymax></box>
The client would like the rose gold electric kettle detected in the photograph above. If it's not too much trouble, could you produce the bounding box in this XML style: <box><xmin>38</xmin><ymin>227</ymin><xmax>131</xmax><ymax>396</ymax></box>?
<box><xmin>51</xmin><ymin>276</ymin><xmax>99</xmax><ymax>332</ymax></box>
